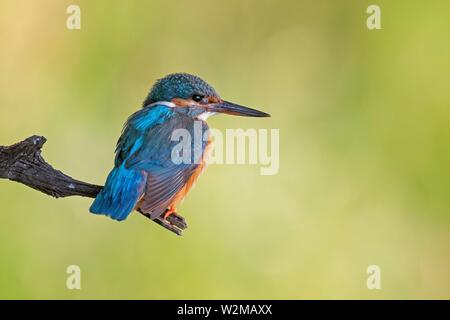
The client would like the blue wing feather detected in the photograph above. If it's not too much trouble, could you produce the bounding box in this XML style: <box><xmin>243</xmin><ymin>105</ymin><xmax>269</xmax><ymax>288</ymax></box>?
<box><xmin>90</xmin><ymin>104</ymin><xmax>177</xmax><ymax>221</ymax></box>
<box><xmin>90</xmin><ymin>165</ymin><xmax>146</xmax><ymax>221</ymax></box>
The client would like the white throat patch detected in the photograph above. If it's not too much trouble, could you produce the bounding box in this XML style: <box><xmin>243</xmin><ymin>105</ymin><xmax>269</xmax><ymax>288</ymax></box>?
<box><xmin>197</xmin><ymin>112</ymin><xmax>217</xmax><ymax>121</ymax></box>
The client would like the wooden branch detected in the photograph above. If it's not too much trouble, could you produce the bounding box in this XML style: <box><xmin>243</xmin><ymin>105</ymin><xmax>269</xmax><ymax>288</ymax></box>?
<box><xmin>0</xmin><ymin>135</ymin><xmax>187</xmax><ymax>235</ymax></box>
<box><xmin>0</xmin><ymin>136</ymin><xmax>102</xmax><ymax>198</ymax></box>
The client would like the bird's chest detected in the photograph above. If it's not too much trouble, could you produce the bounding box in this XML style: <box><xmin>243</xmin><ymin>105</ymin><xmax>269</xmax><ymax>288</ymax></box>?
<box><xmin>173</xmin><ymin>137</ymin><xmax>213</xmax><ymax>204</ymax></box>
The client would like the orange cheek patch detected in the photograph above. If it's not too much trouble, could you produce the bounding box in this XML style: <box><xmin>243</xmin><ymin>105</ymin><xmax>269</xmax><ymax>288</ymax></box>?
<box><xmin>172</xmin><ymin>96</ymin><xmax>220</xmax><ymax>109</ymax></box>
<box><xmin>207</xmin><ymin>96</ymin><xmax>221</xmax><ymax>104</ymax></box>
<box><xmin>171</xmin><ymin>98</ymin><xmax>191</xmax><ymax>107</ymax></box>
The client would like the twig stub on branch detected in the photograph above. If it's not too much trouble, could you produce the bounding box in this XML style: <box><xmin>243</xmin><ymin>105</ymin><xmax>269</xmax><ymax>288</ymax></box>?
<box><xmin>0</xmin><ymin>135</ymin><xmax>102</xmax><ymax>198</ymax></box>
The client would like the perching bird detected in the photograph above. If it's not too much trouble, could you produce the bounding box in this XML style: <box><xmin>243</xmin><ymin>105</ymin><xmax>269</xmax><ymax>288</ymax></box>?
<box><xmin>90</xmin><ymin>73</ymin><xmax>269</xmax><ymax>224</ymax></box>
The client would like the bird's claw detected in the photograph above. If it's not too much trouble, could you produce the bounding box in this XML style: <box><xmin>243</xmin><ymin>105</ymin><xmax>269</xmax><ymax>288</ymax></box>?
<box><xmin>138</xmin><ymin>209</ymin><xmax>187</xmax><ymax>236</ymax></box>
<box><xmin>166</xmin><ymin>213</ymin><xmax>188</xmax><ymax>230</ymax></box>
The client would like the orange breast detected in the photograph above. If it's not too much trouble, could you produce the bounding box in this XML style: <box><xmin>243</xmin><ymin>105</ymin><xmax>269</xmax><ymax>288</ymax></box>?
<box><xmin>169</xmin><ymin>137</ymin><xmax>213</xmax><ymax>207</ymax></box>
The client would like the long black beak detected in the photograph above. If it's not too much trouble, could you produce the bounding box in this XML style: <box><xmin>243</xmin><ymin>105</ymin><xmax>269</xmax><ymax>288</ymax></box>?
<box><xmin>210</xmin><ymin>100</ymin><xmax>270</xmax><ymax>117</ymax></box>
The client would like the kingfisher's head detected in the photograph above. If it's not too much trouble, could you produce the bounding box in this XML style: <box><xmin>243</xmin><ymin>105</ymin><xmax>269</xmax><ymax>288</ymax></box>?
<box><xmin>143</xmin><ymin>73</ymin><xmax>270</xmax><ymax>120</ymax></box>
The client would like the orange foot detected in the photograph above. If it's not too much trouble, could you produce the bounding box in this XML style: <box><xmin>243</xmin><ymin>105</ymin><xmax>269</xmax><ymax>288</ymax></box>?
<box><xmin>163</xmin><ymin>206</ymin><xmax>177</xmax><ymax>220</ymax></box>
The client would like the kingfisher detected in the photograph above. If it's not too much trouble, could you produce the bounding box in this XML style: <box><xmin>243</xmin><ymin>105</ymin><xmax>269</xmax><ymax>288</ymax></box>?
<box><xmin>90</xmin><ymin>73</ymin><xmax>269</xmax><ymax>226</ymax></box>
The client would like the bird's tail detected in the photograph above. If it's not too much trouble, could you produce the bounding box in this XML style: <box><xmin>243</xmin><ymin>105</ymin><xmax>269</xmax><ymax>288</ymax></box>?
<box><xmin>90</xmin><ymin>166</ymin><xmax>146</xmax><ymax>221</ymax></box>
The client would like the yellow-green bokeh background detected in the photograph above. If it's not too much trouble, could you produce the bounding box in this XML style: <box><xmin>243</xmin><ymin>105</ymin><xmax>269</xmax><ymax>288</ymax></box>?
<box><xmin>0</xmin><ymin>0</ymin><xmax>449</xmax><ymax>299</ymax></box>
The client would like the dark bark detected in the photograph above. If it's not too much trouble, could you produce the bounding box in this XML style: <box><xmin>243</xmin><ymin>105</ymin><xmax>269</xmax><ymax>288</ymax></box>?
<box><xmin>0</xmin><ymin>135</ymin><xmax>187</xmax><ymax>235</ymax></box>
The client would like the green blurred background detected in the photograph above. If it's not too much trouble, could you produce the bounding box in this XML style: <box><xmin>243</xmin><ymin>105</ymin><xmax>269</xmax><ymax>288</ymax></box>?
<box><xmin>0</xmin><ymin>0</ymin><xmax>449</xmax><ymax>299</ymax></box>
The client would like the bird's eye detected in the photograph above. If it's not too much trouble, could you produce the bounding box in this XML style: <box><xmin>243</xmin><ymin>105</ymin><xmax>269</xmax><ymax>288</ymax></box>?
<box><xmin>192</xmin><ymin>94</ymin><xmax>204</xmax><ymax>102</ymax></box>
